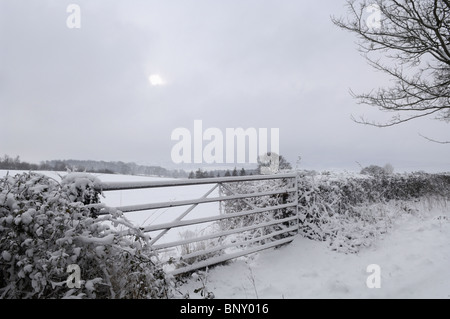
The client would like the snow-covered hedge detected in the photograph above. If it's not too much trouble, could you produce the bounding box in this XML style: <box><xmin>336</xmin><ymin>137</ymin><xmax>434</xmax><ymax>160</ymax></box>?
<box><xmin>221</xmin><ymin>172</ymin><xmax>450</xmax><ymax>253</ymax></box>
<box><xmin>298</xmin><ymin>172</ymin><xmax>450</xmax><ymax>252</ymax></box>
<box><xmin>0</xmin><ymin>172</ymin><xmax>173</xmax><ymax>299</ymax></box>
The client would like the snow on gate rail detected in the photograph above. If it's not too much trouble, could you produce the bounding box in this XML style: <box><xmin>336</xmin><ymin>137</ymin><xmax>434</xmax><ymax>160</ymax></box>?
<box><xmin>97</xmin><ymin>173</ymin><xmax>299</xmax><ymax>276</ymax></box>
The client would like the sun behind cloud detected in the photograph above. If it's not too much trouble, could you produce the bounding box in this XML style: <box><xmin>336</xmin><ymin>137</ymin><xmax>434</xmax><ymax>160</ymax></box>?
<box><xmin>148</xmin><ymin>74</ymin><xmax>165</xmax><ymax>86</ymax></box>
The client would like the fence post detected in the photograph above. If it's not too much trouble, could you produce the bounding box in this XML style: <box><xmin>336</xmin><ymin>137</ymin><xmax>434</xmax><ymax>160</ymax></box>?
<box><xmin>218</xmin><ymin>182</ymin><xmax>223</xmax><ymax>216</ymax></box>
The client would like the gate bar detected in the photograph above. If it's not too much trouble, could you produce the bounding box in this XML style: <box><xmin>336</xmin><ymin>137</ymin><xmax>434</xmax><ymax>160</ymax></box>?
<box><xmin>144</xmin><ymin>202</ymin><xmax>297</xmax><ymax>232</ymax></box>
<box><xmin>99</xmin><ymin>173</ymin><xmax>297</xmax><ymax>191</ymax></box>
<box><xmin>116</xmin><ymin>187</ymin><xmax>296</xmax><ymax>213</ymax></box>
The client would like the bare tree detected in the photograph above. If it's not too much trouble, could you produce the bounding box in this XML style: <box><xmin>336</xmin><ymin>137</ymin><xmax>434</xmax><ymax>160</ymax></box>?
<box><xmin>257</xmin><ymin>152</ymin><xmax>292</xmax><ymax>174</ymax></box>
<box><xmin>332</xmin><ymin>0</ymin><xmax>450</xmax><ymax>131</ymax></box>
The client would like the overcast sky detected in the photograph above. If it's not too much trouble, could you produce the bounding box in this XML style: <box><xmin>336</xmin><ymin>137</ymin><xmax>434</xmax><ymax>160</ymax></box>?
<box><xmin>0</xmin><ymin>0</ymin><xmax>449</xmax><ymax>173</ymax></box>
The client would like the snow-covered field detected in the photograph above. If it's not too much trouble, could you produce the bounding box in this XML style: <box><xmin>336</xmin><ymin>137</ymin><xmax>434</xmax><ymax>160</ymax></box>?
<box><xmin>178</xmin><ymin>202</ymin><xmax>450</xmax><ymax>299</ymax></box>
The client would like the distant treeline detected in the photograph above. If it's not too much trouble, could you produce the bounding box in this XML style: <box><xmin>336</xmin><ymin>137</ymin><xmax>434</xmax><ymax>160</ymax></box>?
<box><xmin>187</xmin><ymin>153</ymin><xmax>293</xmax><ymax>179</ymax></box>
<box><xmin>188</xmin><ymin>167</ymin><xmax>259</xmax><ymax>179</ymax></box>
<box><xmin>0</xmin><ymin>154</ymin><xmax>264</xmax><ymax>179</ymax></box>
<box><xmin>0</xmin><ymin>155</ymin><xmax>188</xmax><ymax>178</ymax></box>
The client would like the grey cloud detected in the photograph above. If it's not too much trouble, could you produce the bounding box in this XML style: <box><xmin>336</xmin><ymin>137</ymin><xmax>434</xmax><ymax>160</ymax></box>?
<box><xmin>0</xmin><ymin>0</ymin><xmax>448</xmax><ymax>172</ymax></box>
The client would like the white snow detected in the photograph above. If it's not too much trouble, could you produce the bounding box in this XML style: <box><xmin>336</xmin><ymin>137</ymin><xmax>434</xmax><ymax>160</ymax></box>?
<box><xmin>179</xmin><ymin>204</ymin><xmax>450</xmax><ymax>299</ymax></box>
<box><xmin>76</xmin><ymin>234</ymin><xmax>115</xmax><ymax>245</ymax></box>
<box><xmin>1</xmin><ymin>251</ymin><xmax>12</xmax><ymax>262</ymax></box>
<box><xmin>20</xmin><ymin>210</ymin><xmax>34</xmax><ymax>225</ymax></box>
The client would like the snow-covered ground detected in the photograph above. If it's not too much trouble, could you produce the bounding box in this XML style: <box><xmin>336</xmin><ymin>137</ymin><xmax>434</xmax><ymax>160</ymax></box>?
<box><xmin>178</xmin><ymin>203</ymin><xmax>450</xmax><ymax>299</ymax></box>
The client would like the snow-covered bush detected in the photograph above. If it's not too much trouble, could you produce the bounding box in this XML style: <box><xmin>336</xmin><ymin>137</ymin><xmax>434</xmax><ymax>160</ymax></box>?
<box><xmin>219</xmin><ymin>178</ymin><xmax>297</xmax><ymax>245</ymax></box>
<box><xmin>297</xmin><ymin>172</ymin><xmax>450</xmax><ymax>252</ymax></box>
<box><xmin>0</xmin><ymin>172</ymin><xmax>173</xmax><ymax>299</ymax></box>
<box><xmin>221</xmin><ymin>172</ymin><xmax>450</xmax><ymax>254</ymax></box>
<box><xmin>60</xmin><ymin>173</ymin><xmax>102</xmax><ymax>217</ymax></box>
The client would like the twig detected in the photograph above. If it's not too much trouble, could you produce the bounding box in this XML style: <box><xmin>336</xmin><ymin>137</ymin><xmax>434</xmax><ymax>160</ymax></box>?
<box><xmin>418</xmin><ymin>133</ymin><xmax>450</xmax><ymax>144</ymax></box>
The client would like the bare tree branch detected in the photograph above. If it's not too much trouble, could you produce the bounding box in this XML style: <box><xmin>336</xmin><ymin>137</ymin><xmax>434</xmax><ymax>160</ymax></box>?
<box><xmin>332</xmin><ymin>0</ymin><xmax>450</xmax><ymax>131</ymax></box>
<box><xmin>418</xmin><ymin>132</ymin><xmax>450</xmax><ymax>143</ymax></box>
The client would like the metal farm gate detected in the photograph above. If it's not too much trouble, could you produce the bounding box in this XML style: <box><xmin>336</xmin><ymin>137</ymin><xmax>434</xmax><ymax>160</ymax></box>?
<box><xmin>98</xmin><ymin>173</ymin><xmax>299</xmax><ymax>276</ymax></box>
